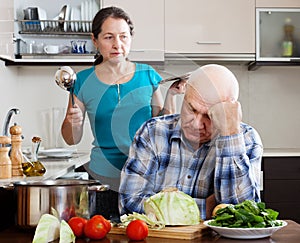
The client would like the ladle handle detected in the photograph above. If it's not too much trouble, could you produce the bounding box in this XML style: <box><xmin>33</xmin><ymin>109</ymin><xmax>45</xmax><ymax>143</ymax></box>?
<box><xmin>70</xmin><ymin>87</ymin><xmax>75</xmax><ymax>107</ymax></box>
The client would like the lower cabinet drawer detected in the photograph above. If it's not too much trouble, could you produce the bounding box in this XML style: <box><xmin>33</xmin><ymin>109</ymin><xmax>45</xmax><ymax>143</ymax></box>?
<box><xmin>263</xmin><ymin>157</ymin><xmax>300</xmax><ymax>179</ymax></box>
<box><xmin>263</xmin><ymin>180</ymin><xmax>300</xmax><ymax>202</ymax></box>
<box><xmin>263</xmin><ymin>202</ymin><xmax>300</xmax><ymax>223</ymax></box>
<box><xmin>0</xmin><ymin>188</ymin><xmax>16</xmax><ymax>230</ymax></box>
<box><xmin>262</xmin><ymin>156</ymin><xmax>300</xmax><ymax>223</ymax></box>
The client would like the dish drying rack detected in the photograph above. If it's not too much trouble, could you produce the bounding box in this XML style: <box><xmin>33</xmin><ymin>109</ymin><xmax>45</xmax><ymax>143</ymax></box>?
<box><xmin>18</xmin><ymin>20</ymin><xmax>92</xmax><ymax>35</ymax></box>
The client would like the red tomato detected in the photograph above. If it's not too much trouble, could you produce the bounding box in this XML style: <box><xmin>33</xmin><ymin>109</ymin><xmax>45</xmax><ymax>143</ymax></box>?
<box><xmin>126</xmin><ymin>220</ymin><xmax>149</xmax><ymax>241</ymax></box>
<box><xmin>68</xmin><ymin>217</ymin><xmax>87</xmax><ymax>238</ymax></box>
<box><xmin>84</xmin><ymin>217</ymin><xmax>108</xmax><ymax>240</ymax></box>
<box><xmin>91</xmin><ymin>215</ymin><xmax>111</xmax><ymax>233</ymax></box>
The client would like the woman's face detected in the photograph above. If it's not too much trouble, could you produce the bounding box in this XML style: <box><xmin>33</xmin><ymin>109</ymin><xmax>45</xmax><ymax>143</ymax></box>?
<box><xmin>92</xmin><ymin>17</ymin><xmax>132</xmax><ymax>63</ymax></box>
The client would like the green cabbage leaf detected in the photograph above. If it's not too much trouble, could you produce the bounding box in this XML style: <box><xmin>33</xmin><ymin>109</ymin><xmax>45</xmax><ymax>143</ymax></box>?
<box><xmin>144</xmin><ymin>188</ymin><xmax>200</xmax><ymax>225</ymax></box>
<box><xmin>32</xmin><ymin>214</ymin><xmax>60</xmax><ymax>243</ymax></box>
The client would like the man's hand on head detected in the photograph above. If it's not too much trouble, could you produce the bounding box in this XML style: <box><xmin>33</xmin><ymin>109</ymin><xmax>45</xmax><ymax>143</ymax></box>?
<box><xmin>208</xmin><ymin>101</ymin><xmax>242</xmax><ymax>136</ymax></box>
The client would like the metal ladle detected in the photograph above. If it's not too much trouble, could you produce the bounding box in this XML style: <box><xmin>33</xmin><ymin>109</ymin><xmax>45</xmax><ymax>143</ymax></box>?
<box><xmin>55</xmin><ymin>66</ymin><xmax>77</xmax><ymax>107</ymax></box>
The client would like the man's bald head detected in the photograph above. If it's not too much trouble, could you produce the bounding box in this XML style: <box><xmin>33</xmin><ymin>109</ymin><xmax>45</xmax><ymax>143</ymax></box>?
<box><xmin>186</xmin><ymin>64</ymin><xmax>239</xmax><ymax>107</ymax></box>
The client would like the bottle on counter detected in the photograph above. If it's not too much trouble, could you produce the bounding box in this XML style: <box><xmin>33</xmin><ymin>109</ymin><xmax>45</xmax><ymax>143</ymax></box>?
<box><xmin>0</xmin><ymin>136</ymin><xmax>12</xmax><ymax>179</ymax></box>
<box><xmin>282</xmin><ymin>17</ymin><xmax>295</xmax><ymax>57</ymax></box>
<box><xmin>22</xmin><ymin>136</ymin><xmax>46</xmax><ymax>177</ymax></box>
<box><xmin>9</xmin><ymin>123</ymin><xmax>24</xmax><ymax>177</ymax></box>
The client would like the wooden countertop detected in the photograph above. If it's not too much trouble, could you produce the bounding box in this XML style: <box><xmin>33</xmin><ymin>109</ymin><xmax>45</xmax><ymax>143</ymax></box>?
<box><xmin>0</xmin><ymin>151</ymin><xmax>90</xmax><ymax>186</ymax></box>
<box><xmin>0</xmin><ymin>220</ymin><xmax>299</xmax><ymax>243</ymax></box>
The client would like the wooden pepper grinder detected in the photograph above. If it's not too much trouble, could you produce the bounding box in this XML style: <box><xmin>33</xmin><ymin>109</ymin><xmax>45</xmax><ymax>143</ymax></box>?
<box><xmin>10</xmin><ymin>123</ymin><xmax>24</xmax><ymax>177</ymax></box>
<box><xmin>0</xmin><ymin>136</ymin><xmax>12</xmax><ymax>179</ymax></box>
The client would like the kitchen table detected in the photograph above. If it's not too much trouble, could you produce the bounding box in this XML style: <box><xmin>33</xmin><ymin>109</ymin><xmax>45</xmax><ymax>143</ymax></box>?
<box><xmin>0</xmin><ymin>220</ymin><xmax>299</xmax><ymax>243</ymax></box>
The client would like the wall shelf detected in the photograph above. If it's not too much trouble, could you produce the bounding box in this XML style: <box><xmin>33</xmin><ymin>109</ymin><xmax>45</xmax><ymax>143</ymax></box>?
<box><xmin>0</xmin><ymin>56</ymin><xmax>163</xmax><ymax>67</ymax></box>
<box><xmin>0</xmin><ymin>56</ymin><xmax>94</xmax><ymax>66</ymax></box>
<box><xmin>18</xmin><ymin>20</ymin><xmax>92</xmax><ymax>36</ymax></box>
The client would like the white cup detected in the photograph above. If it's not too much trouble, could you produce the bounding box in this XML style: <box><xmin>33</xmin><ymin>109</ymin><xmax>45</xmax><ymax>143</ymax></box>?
<box><xmin>44</xmin><ymin>45</ymin><xmax>60</xmax><ymax>54</ymax></box>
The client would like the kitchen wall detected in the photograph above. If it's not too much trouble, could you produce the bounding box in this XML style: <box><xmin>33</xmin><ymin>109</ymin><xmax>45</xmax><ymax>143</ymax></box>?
<box><xmin>1</xmin><ymin>61</ymin><xmax>300</xmax><ymax>151</ymax></box>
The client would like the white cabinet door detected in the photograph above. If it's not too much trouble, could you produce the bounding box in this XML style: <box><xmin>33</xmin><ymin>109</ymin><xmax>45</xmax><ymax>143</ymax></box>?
<box><xmin>0</xmin><ymin>0</ymin><xmax>14</xmax><ymax>60</ymax></box>
<box><xmin>165</xmin><ymin>0</ymin><xmax>255</xmax><ymax>57</ymax></box>
<box><xmin>256</xmin><ymin>0</ymin><xmax>300</xmax><ymax>7</ymax></box>
<box><xmin>102</xmin><ymin>0</ymin><xmax>164</xmax><ymax>61</ymax></box>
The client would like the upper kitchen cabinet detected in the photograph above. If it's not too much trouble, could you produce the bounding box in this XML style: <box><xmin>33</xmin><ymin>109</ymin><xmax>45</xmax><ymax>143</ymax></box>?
<box><xmin>0</xmin><ymin>0</ymin><xmax>14</xmax><ymax>61</ymax></box>
<box><xmin>102</xmin><ymin>0</ymin><xmax>164</xmax><ymax>62</ymax></box>
<box><xmin>256</xmin><ymin>0</ymin><xmax>300</xmax><ymax>8</ymax></box>
<box><xmin>164</xmin><ymin>0</ymin><xmax>255</xmax><ymax>62</ymax></box>
<box><xmin>248</xmin><ymin>4</ymin><xmax>300</xmax><ymax>70</ymax></box>
<box><xmin>256</xmin><ymin>8</ymin><xmax>300</xmax><ymax>62</ymax></box>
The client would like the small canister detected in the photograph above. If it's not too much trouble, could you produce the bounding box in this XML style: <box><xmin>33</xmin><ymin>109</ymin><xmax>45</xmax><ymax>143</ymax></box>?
<box><xmin>0</xmin><ymin>136</ymin><xmax>12</xmax><ymax>179</ymax></box>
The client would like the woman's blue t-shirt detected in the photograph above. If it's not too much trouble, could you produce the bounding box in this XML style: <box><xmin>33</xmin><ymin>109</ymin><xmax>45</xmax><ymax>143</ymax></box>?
<box><xmin>73</xmin><ymin>63</ymin><xmax>162</xmax><ymax>177</ymax></box>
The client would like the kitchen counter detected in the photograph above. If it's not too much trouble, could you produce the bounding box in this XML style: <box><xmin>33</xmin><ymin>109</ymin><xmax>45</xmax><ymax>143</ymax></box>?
<box><xmin>0</xmin><ymin>220</ymin><xmax>299</xmax><ymax>243</ymax></box>
<box><xmin>0</xmin><ymin>148</ymin><xmax>297</xmax><ymax>184</ymax></box>
<box><xmin>0</xmin><ymin>151</ymin><xmax>90</xmax><ymax>186</ymax></box>
<box><xmin>263</xmin><ymin>148</ymin><xmax>300</xmax><ymax>157</ymax></box>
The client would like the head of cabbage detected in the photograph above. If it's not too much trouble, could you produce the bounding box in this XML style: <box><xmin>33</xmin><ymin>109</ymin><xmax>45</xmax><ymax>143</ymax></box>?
<box><xmin>144</xmin><ymin>188</ymin><xmax>200</xmax><ymax>225</ymax></box>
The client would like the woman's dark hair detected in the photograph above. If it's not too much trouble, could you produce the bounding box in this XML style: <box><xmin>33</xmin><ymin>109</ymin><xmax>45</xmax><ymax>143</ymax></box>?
<box><xmin>92</xmin><ymin>6</ymin><xmax>134</xmax><ymax>65</ymax></box>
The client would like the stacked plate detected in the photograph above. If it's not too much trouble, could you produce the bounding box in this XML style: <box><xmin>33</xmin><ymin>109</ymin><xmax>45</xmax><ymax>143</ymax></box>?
<box><xmin>39</xmin><ymin>148</ymin><xmax>76</xmax><ymax>158</ymax></box>
<box><xmin>78</xmin><ymin>0</ymin><xmax>100</xmax><ymax>32</ymax></box>
<box><xmin>29</xmin><ymin>2</ymin><xmax>100</xmax><ymax>33</ymax></box>
<box><xmin>70</xmin><ymin>6</ymin><xmax>81</xmax><ymax>32</ymax></box>
<box><xmin>37</xmin><ymin>7</ymin><xmax>47</xmax><ymax>30</ymax></box>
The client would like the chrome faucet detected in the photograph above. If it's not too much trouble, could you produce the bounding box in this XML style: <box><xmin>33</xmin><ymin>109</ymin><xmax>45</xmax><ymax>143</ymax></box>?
<box><xmin>2</xmin><ymin>108</ymin><xmax>20</xmax><ymax>136</ymax></box>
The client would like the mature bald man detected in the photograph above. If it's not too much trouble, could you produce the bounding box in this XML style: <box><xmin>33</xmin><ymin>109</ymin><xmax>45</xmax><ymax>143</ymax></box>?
<box><xmin>119</xmin><ymin>64</ymin><xmax>263</xmax><ymax>220</ymax></box>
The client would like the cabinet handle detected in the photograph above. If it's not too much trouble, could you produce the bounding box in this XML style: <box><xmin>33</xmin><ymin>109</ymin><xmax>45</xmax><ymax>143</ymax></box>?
<box><xmin>196</xmin><ymin>41</ymin><xmax>221</xmax><ymax>45</ymax></box>
<box><xmin>130</xmin><ymin>50</ymin><xmax>146</xmax><ymax>53</ymax></box>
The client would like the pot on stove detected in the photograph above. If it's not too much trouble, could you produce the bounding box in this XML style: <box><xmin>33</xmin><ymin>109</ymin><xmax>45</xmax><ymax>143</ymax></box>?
<box><xmin>5</xmin><ymin>179</ymin><xmax>110</xmax><ymax>228</ymax></box>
